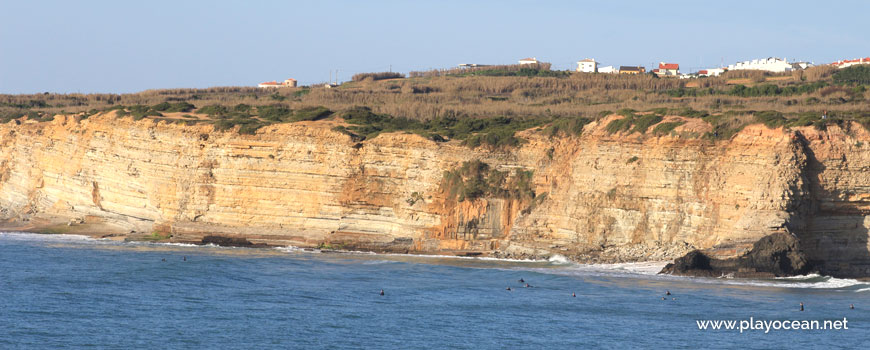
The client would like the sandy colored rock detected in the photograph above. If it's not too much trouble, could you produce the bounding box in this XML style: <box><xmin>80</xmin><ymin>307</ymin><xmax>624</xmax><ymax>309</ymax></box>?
<box><xmin>0</xmin><ymin>113</ymin><xmax>868</xmax><ymax>277</ymax></box>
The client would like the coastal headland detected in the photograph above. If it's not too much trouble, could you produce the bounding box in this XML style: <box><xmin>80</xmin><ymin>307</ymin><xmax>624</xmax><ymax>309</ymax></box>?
<box><xmin>2</xmin><ymin>66</ymin><xmax>870</xmax><ymax>278</ymax></box>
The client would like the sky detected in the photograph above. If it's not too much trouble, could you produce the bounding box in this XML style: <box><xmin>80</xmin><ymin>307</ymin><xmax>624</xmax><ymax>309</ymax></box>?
<box><xmin>1</xmin><ymin>0</ymin><xmax>868</xmax><ymax>94</ymax></box>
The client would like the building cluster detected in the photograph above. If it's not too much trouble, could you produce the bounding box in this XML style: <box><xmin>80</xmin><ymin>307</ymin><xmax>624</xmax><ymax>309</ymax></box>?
<box><xmin>569</xmin><ymin>55</ymin><xmax>870</xmax><ymax>79</ymax></box>
<box><xmin>258</xmin><ymin>55</ymin><xmax>870</xmax><ymax>87</ymax></box>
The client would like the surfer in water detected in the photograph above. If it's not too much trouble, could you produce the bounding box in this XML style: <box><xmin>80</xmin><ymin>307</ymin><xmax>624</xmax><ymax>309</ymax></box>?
<box><xmin>800</xmin><ymin>302</ymin><xmax>804</xmax><ymax>311</ymax></box>
<box><xmin>506</xmin><ymin>287</ymin><xmax>512</xmax><ymax>291</ymax></box>
<box><xmin>850</xmin><ymin>304</ymin><xmax>855</xmax><ymax>310</ymax></box>
<box><xmin>525</xmin><ymin>283</ymin><xmax>532</xmax><ymax>288</ymax></box>
<box><xmin>572</xmin><ymin>292</ymin><xmax>576</xmax><ymax>297</ymax></box>
<box><xmin>518</xmin><ymin>278</ymin><xmax>525</xmax><ymax>283</ymax></box>
<box><xmin>183</xmin><ymin>256</ymin><xmax>187</xmax><ymax>261</ymax></box>
<box><xmin>666</xmin><ymin>291</ymin><xmax>671</xmax><ymax>296</ymax></box>
<box><xmin>380</xmin><ymin>290</ymin><xmax>385</xmax><ymax>296</ymax></box>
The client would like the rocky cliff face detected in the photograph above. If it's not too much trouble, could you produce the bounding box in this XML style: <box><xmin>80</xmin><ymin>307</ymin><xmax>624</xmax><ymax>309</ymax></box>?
<box><xmin>1</xmin><ymin>113</ymin><xmax>868</xmax><ymax>278</ymax></box>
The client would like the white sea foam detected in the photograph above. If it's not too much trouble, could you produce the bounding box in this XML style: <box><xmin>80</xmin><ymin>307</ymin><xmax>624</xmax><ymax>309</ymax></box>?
<box><xmin>547</xmin><ymin>254</ymin><xmax>572</xmax><ymax>265</ymax></box>
<box><xmin>0</xmin><ymin>231</ymin><xmax>94</xmax><ymax>242</ymax></box>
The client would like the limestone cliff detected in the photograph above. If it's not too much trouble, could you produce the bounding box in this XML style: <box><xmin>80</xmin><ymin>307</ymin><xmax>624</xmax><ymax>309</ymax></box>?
<box><xmin>1</xmin><ymin>113</ymin><xmax>868</xmax><ymax>278</ymax></box>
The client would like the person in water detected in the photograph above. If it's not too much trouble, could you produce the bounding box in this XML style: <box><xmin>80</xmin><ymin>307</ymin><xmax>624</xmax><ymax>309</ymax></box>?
<box><xmin>518</xmin><ymin>278</ymin><xmax>524</xmax><ymax>283</ymax></box>
<box><xmin>524</xmin><ymin>283</ymin><xmax>531</xmax><ymax>288</ymax></box>
<box><xmin>850</xmin><ymin>304</ymin><xmax>855</xmax><ymax>310</ymax></box>
<box><xmin>506</xmin><ymin>287</ymin><xmax>512</xmax><ymax>291</ymax></box>
<box><xmin>380</xmin><ymin>290</ymin><xmax>385</xmax><ymax>296</ymax></box>
<box><xmin>572</xmin><ymin>292</ymin><xmax>576</xmax><ymax>297</ymax></box>
<box><xmin>183</xmin><ymin>256</ymin><xmax>187</xmax><ymax>261</ymax></box>
<box><xmin>661</xmin><ymin>297</ymin><xmax>666</xmax><ymax>301</ymax></box>
<box><xmin>800</xmin><ymin>302</ymin><xmax>804</xmax><ymax>311</ymax></box>
<box><xmin>666</xmin><ymin>291</ymin><xmax>671</xmax><ymax>296</ymax></box>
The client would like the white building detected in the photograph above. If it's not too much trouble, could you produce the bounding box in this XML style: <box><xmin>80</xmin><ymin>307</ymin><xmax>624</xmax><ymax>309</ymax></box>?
<box><xmin>698</xmin><ymin>68</ymin><xmax>726</xmax><ymax>77</ymax></box>
<box><xmin>258</xmin><ymin>78</ymin><xmax>297</xmax><ymax>88</ymax></box>
<box><xmin>791</xmin><ymin>62</ymin><xmax>813</xmax><ymax>70</ymax></box>
<box><xmin>727</xmin><ymin>57</ymin><xmax>793</xmax><ymax>73</ymax></box>
<box><xmin>598</xmin><ymin>65</ymin><xmax>617</xmax><ymax>74</ymax></box>
<box><xmin>518</xmin><ymin>57</ymin><xmax>539</xmax><ymax>65</ymax></box>
<box><xmin>831</xmin><ymin>57</ymin><xmax>870</xmax><ymax>69</ymax></box>
<box><xmin>653</xmin><ymin>62</ymin><xmax>680</xmax><ymax>77</ymax></box>
<box><xmin>576</xmin><ymin>58</ymin><xmax>597</xmax><ymax>73</ymax></box>
<box><xmin>258</xmin><ymin>81</ymin><xmax>281</xmax><ymax>88</ymax></box>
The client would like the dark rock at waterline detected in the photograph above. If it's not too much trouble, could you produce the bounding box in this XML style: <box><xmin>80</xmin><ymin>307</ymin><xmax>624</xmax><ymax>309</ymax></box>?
<box><xmin>201</xmin><ymin>235</ymin><xmax>268</xmax><ymax>248</ymax></box>
<box><xmin>660</xmin><ymin>233</ymin><xmax>813</xmax><ymax>278</ymax></box>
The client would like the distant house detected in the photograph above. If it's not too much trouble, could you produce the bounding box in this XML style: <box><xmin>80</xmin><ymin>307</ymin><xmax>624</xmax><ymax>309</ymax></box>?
<box><xmin>258</xmin><ymin>78</ymin><xmax>297</xmax><ymax>88</ymax></box>
<box><xmin>519</xmin><ymin>57</ymin><xmax>539</xmax><ymax>65</ymax></box>
<box><xmin>727</xmin><ymin>57</ymin><xmax>793</xmax><ymax>72</ymax></box>
<box><xmin>698</xmin><ymin>68</ymin><xmax>726</xmax><ymax>77</ymax></box>
<box><xmin>576</xmin><ymin>58</ymin><xmax>598</xmax><ymax>73</ymax></box>
<box><xmin>619</xmin><ymin>66</ymin><xmax>645</xmax><ymax>75</ymax></box>
<box><xmin>458</xmin><ymin>63</ymin><xmax>490</xmax><ymax>68</ymax></box>
<box><xmin>831</xmin><ymin>57</ymin><xmax>870</xmax><ymax>69</ymax></box>
<box><xmin>653</xmin><ymin>62</ymin><xmax>679</xmax><ymax>76</ymax></box>
<box><xmin>791</xmin><ymin>62</ymin><xmax>813</xmax><ymax>70</ymax></box>
<box><xmin>258</xmin><ymin>81</ymin><xmax>281</xmax><ymax>88</ymax></box>
<box><xmin>598</xmin><ymin>65</ymin><xmax>617</xmax><ymax>74</ymax></box>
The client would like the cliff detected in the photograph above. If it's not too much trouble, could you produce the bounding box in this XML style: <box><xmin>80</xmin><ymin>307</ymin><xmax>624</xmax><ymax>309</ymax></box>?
<box><xmin>1</xmin><ymin>113</ymin><xmax>869</xmax><ymax>278</ymax></box>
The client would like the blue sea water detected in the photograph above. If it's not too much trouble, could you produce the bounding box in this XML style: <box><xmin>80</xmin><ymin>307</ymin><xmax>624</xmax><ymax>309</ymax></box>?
<box><xmin>0</xmin><ymin>232</ymin><xmax>868</xmax><ymax>349</ymax></box>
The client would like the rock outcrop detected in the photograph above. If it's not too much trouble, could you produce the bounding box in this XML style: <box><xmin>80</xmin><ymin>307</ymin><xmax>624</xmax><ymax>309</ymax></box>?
<box><xmin>660</xmin><ymin>233</ymin><xmax>813</xmax><ymax>277</ymax></box>
<box><xmin>0</xmin><ymin>112</ymin><xmax>869</xmax><ymax>278</ymax></box>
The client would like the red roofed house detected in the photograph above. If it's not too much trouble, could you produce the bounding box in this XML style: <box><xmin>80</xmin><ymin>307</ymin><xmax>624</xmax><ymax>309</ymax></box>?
<box><xmin>654</xmin><ymin>62</ymin><xmax>680</xmax><ymax>76</ymax></box>
<box><xmin>258</xmin><ymin>78</ymin><xmax>297</xmax><ymax>88</ymax></box>
<box><xmin>831</xmin><ymin>57</ymin><xmax>870</xmax><ymax>69</ymax></box>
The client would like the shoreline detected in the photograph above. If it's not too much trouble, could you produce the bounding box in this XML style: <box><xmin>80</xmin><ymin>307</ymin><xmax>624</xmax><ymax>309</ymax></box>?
<box><xmin>4</xmin><ymin>229</ymin><xmax>870</xmax><ymax>286</ymax></box>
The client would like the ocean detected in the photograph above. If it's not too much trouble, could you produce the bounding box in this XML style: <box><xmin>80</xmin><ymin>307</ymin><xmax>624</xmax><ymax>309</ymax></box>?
<box><xmin>1</xmin><ymin>232</ymin><xmax>867</xmax><ymax>349</ymax></box>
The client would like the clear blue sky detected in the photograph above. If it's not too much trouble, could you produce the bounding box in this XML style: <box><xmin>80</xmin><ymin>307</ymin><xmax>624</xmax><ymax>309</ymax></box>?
<box><xmin>1</xmin><ymin>0</ymin><xmax>868</xmax><ymax>94</ymax></box>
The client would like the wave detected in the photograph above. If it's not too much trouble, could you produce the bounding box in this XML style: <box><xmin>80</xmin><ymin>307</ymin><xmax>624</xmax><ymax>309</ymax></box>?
<box><xmin>547</xmin><ymin>254</ymin><xmax>572</xmax><ymax>265</ymax></box>
<box><xmin>0</xmin><ymin>231</ymin><xmax>95</xmax><ymax>242</ymax></box>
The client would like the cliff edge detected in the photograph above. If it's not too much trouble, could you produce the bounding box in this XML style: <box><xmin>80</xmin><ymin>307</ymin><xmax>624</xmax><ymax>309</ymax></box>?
<box><xmin>1</xmin><ymin>113</ymin><xmax>869</xmax><ymax>278</ymax></box>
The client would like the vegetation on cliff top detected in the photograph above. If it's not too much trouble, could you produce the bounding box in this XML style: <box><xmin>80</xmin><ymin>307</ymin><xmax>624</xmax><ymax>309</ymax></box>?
<box><xmin>2</xmin><ymin>64</ymin><xmax>870</xmax><ymax>141</ymax></box>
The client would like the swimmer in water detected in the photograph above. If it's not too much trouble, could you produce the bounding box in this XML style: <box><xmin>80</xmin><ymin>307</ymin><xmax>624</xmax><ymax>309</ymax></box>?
<box><xmin>666</xmin><ymin>291</ymin><xmax>671</xmax><ymax>296</ymax></box>
<box><xmin>800</xmin><ymin>302</ymin><xmax>804</xmax><ymax>311</ymax></box>
<box><xmin>380</xmin><ymin>290</ymin><xmax>385</xmax><ymax>296</ymax></box>
<box><xmin>519</xmin><ymin>278</ymin><xmax>524</xmax><ymax>283</ymax></box>
<box><xmin>572</xmin><ymin>292</ymin><xmax>576</xmax><ymax>297</ymax></box>
<box><xmin>506</xmin><ymin>287</ymin><xmax>512</xmax><ymax>291</ymax></box>
<box><xmin>161</xmin><ymin>258</ymin><xmax>165</xmax><ymax>262</ymax></box>
<box><xmin>661</xmin><ymin>297</ymin><xmax>666</xmax><ymax>301</ymax></box>
<box><xmin>525</xmin><ymin>283</ymin><xmax>531</xmax><ymax>288</ymax></box>
<box><xmin>183</xmin><ymin>256</ymin><xmax>187</xmax><ymax>261</ymax></box>
<box><xmin>850</xmin><ymin>304</ymin><xmax>855</xmax><ymax>310</ymax></box>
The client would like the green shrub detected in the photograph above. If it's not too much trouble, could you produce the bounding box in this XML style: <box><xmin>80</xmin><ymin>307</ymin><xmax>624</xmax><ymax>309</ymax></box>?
<box><xmin>754</xmin><ymin>111</ymin><xmax>787</xmax><ymax>128</ymax></box>
<box><xmin>833</xmin><ymin>65</ymin><xmax>870</xmax><ymax>85</ymax></box>
<box><xmin>197</xmin><ymin>105</ymin><xmax>229</xmax><ymax>116</ymax></box>
<box><xmin>631</xmin><ymin>114</ymin><xmax>663</xmax><ymax>134</ymax></box>
<box><xmin>652</xmin><ymin>121</ymin><xmax>685</xmax><ymax>135</ymax></box>
<box><xmin>441</xmin><ymin>160</ymin><xmax>536</xmax><ymax>202</ymax></box>
<box><xmin>605</xmin><ymin>117</ymin><xmax>633</xmax><ymax>134</ymax></box>
<box><xmin>544</xmin><ymin>116</ymin><xmax>592</xmax><ymax>137</ymax></box>
<box><xmin>151</xmin><ymin>101</ymin><xmax>195</xmax><ymax>113</ymax></box>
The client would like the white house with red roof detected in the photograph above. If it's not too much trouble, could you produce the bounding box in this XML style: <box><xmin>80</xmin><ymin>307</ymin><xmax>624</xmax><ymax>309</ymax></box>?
<box><xmin>698</xmin><ymin>68</ymin><xmax>726</xmax><ymax>77</ymax></box>
<box><xmin>258</xmin><ymin>78</ymin><xmax>297</xmax><ymax>88</ymax></box>
<box><xmin>831</xmin><ymin>57</ymin><xmax>870</xmax><ymax>69</ymax></box>
<box><xmin>653</xmin><ymin>62</ymin><xmax>680</xmax><ymax>76</ymax></box>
